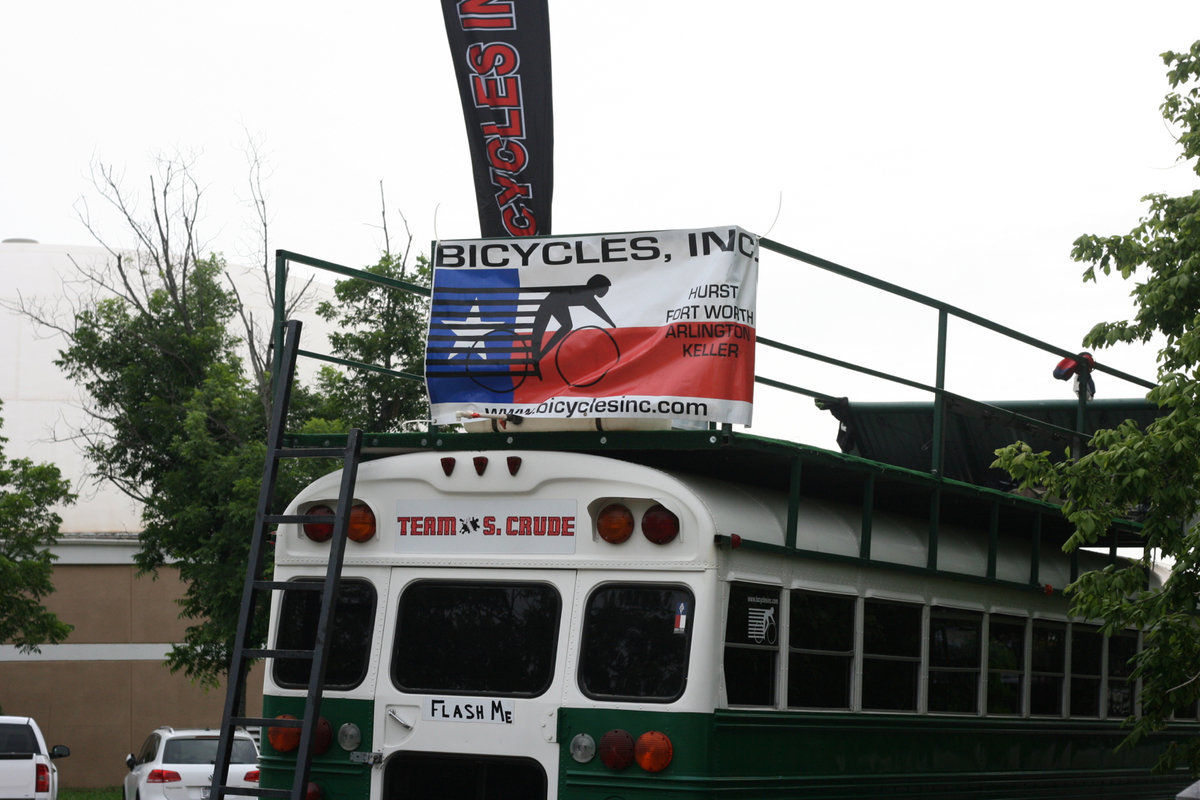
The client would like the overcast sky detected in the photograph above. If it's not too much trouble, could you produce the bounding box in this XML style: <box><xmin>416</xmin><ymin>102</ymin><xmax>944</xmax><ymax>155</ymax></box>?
<box><xmin>4</xmin><ymin>1</ymin><xmax>1199</xmax><ymax>442</ymax></box>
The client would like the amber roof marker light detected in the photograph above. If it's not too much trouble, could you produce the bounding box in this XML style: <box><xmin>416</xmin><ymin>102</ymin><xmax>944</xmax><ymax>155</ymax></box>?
<box><xmin>596</xmin><ymin>503</ymin><xmax>635</xmax><ymax>544</ymax></box>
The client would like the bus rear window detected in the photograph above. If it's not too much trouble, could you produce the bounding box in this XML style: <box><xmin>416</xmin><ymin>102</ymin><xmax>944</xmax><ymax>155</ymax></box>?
<box><xmin>578</xmin><ymin>583</ymin><xmax>694</xmax><ymax>702</ymax></box>
<box><xmin>274</xmin><ymin>578</ymin><xmax>376</xmax><ymax>690</ymax></box>
<box><xmin>392</xmin><ymin>581</ymin><xmax>560</xmax><ymax>697</ymax></box>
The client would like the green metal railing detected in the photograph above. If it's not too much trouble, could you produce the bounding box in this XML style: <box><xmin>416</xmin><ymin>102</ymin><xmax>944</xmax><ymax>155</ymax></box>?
<box><xmin>272</xmin><ymin>238</ymin><xmax>1156</xmax><ymax>472</ymax></box>
<box><xmin>754</xmin><ymin>237</ymin><xmax>1155</xmax><ymax>475</ymax></box>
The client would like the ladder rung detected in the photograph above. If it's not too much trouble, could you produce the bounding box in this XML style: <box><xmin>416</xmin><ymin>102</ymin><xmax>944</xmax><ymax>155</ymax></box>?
<box><xmin>253</xmin><ymin>580</ymin><xmax>323</xmax><ymax>592</ymax></box>
<box><xmin>217</xmin><ymin>786</ymin><xmax>291</xmax><ymax>799</ymax></box>
<box><xmin>264</xmin><ymin>513</ymin><xmax>335</xmax><ymax>526</ymax></box>
<box><xmin>245</xmin><ymin>648</ymin><xmax>315</xmax><ymax>660</ymax></box>
<box><xmin>232</xmin><ymin>716</ymin><xmax>302</xmax><ymax>729</ymax></box>
<box><xmin>275</xmin><ymin>446</ymin><xmax>351</xmax><ymax>459</ymax></box>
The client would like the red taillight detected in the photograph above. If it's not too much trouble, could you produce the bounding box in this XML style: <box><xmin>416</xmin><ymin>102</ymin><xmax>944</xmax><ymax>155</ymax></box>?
<box><xmin>634</xmin><ymin>731</ymin><xmax>674</xmax><ymax>772</ymax></box>
<box><xmin>597</xmin><ymin>504</ymin><xmax>634</xmax><ymax>544</ymax></box>
<box><xmin>347</xmin><ymin>504</ymin><xmax>376</xmax><ymax>543</ymax></box>
<box><xmin>35</xmin><ymin>764</ymin><xmax>50</xmax><ymax>793</ymax></box>
<box><xmin>313</xmin><ymin>717</ymin><xmax>333</xmax><ymax>755</ymax></box>
<box><xmin>244</xmin><ymin>770</ymin><xmax>260</xmax><ymax>782</ymax></box>
<box><xmin>641</xmin><ymin>504</ymin><xmax>679</xmax><ymax>544</ymax></box>
<box><xmin>145</xmin><ymin>769</ymin><xmax>182</xmax><ymax>784</ymax></box>
<box><xmin>303</xmin><ymin>505</ymin><xmax>334</xmax><ymax>542</ymax></box>
<box><xmin>268</xmin><ymin>714</ymin><xmax>300</xmax><ymax>752</ymax></box>
<box><xmin>598</xmin><ymin>729</ymin><xmax>634</xmax><ymax>770</ymax></box>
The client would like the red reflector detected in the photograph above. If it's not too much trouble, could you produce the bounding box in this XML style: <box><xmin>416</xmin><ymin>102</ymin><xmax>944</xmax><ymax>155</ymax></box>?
<box><xmin>635</xmin><ymin>731</ymin><xmax>674</xmax><ymax>772</ymax></box>
<box><xmin>35</xmin><ymin>764</ymin><xmax>50</xmax><ymax>793</ymax></box>
<box><xmin>268</xmin><ymin>715</ymin><xmax>300</xmax><ymax>752</ymax></box>
<box><xmin>507</xmin><ymin>456</ymin><xmax>522</xmax><ymax>475</ymax></box>
<box><xmin>347</xmin><ymin>504</ymin><xmax>376</xmax><ymax>543</ymax></box>
<box><xmin>146</xmin><ymin>769</ymin><xmax>182</xmax><ymax>784</ymax></box>
<box><xmin>302</xmin><ymin>505</ymin><xmax>334</xmax><ymax>542</ymax></box>
<box><xmin>641</xmin><ymin>504</ymin><xmax>680</xmax><ymax>544</ymax></box>
<box><xmin>305</xmin><ymin>782</ymin><xmax>322</xmax><ymax>800</ymax></box>
<box><xmin>440</xmin><ymin>457</ymin><xmax>456</xmax><ymax>476</ymax></box>
<box><xmin>596</xmin><ymin>504</ymin><xmax>634</xmax><ymax>544</ymax></box>
<box><xmin>244</xmin><ymin>770</ymin><xmax>260</xmax><ymax>782</ymax></box>
<box><xmin>313</xmin><ymin>717</ymin><xmax>333</xmax><ymax>755</ymax></box>
<box><xmin>473</xmin><ymin>456</ymin><xmax>489</xmax><ymax>475</ymax></box>
<box><xmin>598</xmin><ymin>729</ymin><xmax>634</xmax><ymax>770</ymax></box>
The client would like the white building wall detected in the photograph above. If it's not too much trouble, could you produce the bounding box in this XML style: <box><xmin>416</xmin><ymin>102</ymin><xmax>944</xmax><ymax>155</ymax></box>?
<box><xmin>0</xmin><ymin>239</ymin><xmax>142</xmax><ymax>534</ymax></box>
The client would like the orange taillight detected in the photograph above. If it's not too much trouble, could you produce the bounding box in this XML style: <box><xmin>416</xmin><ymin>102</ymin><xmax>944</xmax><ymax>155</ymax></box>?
<box><xmin>634</xmin><ymin>730</ymin><xmax>673</xmax><ymax>772</ymax></box>
<box><xmin>347</xmin><ymin>504</ymin><xmax>376</xmax><ymax>543</ymax></box>
<box><xmin>268</xmin><ymin>714</ymin><xmax>300</xmax><ymax>752</ymax></box>
<box><xmin>597</xmin><ymin>504</ymin><xmax>634</xmax><ymax>544</ymax></box>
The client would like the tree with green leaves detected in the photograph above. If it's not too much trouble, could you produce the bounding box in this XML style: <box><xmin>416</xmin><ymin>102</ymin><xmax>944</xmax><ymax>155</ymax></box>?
<box><xmin>44</xmin><ymin>158</ymin><xmax>317</xmax><ymax>687</ymax></box>
<box><xmin>994</xmin><ymin>41</ymin><xmax>1200</xmax><ymax>772</ymax></box>
<box><xmin>0</xmin><ymin>400</ymin><xmax>75</xmax><ymax>652</ymax></box>
<box><xmin>33</xmin><ymin>160</ymin><xmax>431</xmax><ymax>690</ymax></box>
<box><xmin>54</xmin><ymin>247</ymin><xmax>280</xmax><ymax>684</ymax></box>
<box><xmin>313</xmin><ymin>248</ymin><xmax>431</xmax><ymax>432</ymax></box>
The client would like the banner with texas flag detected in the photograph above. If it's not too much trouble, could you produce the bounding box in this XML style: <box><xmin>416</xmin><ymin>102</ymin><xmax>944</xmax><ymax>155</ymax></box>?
<box><xmin>425</xmin><ymin>226</ymin><xmax>759</xmax><ymax>426</ymax></box>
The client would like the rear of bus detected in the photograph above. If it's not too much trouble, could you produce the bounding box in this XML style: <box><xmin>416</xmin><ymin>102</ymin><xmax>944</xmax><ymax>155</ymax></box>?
<box><xmin>260</xmin><ymin>449</ymin><xmax>720</xmax><ymax>800</ymax></box>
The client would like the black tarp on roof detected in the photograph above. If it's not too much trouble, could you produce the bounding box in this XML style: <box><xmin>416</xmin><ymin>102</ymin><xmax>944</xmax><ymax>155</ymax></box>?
<box><xmin>822</xmin><ymin>396</ymin><xmax>1163</xmax><ymax>491</ymax></box>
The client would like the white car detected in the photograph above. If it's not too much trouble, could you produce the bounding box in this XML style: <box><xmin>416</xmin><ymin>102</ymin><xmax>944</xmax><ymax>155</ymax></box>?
<box><xmin>124</xmin><ymin>728</ymin><xmax>259</xmax><ymax>800</ymax></box>
<box><xmin>0</xmin><ymin>715</ymin><xmax>70</xmax><ymax>800</ymax></box>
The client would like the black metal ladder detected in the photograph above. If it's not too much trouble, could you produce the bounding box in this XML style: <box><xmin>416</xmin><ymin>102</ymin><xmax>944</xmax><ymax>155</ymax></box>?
<box><xmin>211</xmin><ymin>319</ymin><xmax>363</xmax><ymax>800</ymax></box>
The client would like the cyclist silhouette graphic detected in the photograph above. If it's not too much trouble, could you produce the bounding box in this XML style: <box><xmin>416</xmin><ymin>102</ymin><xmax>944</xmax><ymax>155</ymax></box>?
<box><xmin>530</xmin><ymin>274</ymin><xmax>616</xmax><ymax>363</ymax></box>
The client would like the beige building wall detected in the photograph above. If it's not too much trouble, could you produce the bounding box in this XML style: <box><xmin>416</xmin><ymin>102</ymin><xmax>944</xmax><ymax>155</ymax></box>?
<box><xmin>0</xmin><ymin>555</ymin><xmax>264</xmax><ymax>789</ymax></box>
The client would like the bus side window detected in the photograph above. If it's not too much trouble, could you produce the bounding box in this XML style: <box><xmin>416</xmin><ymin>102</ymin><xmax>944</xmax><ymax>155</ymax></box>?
<box><xmin>928</xmin><ymin>608</ymin><xmax>982</xmax><ymax>714</ymax></box>
<box><xmin>861</xmin><ymin>599</ymin><xmax>921</xmax><ymax>711</ymax></box>
<box><xmin>723</xmin><ymin>583</ymin><xmax>780</xmax><ymax>706</ymax></box>
<box><xmin>1069</xmin><ymin>624</ymin><xmax>1103</xmax><ymax>718</ymax></box>
<box><xmin>1107</xmin><ymin>630</ymin><xmax>1139</xmax><ymax>718</ymax></box>
<box><xmin>1030</xmin><ymin>620</ymin><xmax>1066</xmax><ymax>716</ymax></box>
<box><xmin>987</xmin><ymin>615</ymin><xmax>1026</xmax><ymax>715</ymax></box>
<box><xmin>787</xmin><ymin>591</ymin><xmax>854</xmax><ymax>710</ymax></box>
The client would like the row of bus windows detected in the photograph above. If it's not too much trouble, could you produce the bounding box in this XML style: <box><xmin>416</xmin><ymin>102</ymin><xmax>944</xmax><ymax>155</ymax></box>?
<box><xmin>724</xmin><ymin>583</ymin><xmax>1142</xmax><ymax>718</ymax></box>
<box><xmin>273</xmin><ymin>579</ymin><xmax>694</xmax><ymax>702</ymax></box>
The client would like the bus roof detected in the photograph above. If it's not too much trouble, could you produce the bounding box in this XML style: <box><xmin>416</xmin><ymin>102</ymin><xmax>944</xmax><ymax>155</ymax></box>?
<box><xmin>282</xmin><ymin>424</ymin><xmax>1145</xmax><ymax>552</ymax></box>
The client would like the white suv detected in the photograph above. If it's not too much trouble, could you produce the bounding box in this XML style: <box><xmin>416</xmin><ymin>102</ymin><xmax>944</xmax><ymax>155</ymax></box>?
<box><xmin>124</xmin><ymin>728</ymin><xmax>259</xmax><ymax>800</ymax></box>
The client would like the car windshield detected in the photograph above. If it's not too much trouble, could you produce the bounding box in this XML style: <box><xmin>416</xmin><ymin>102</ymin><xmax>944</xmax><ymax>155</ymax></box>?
<box><xmin>0</xmin><ymin>723</ymin><xmax>36</xmax><ymax>754</ymax></box>
<box><xmin>162</xmin><ymin>737</ymin><xmax>256</xmax><ymax>765</ymax></box>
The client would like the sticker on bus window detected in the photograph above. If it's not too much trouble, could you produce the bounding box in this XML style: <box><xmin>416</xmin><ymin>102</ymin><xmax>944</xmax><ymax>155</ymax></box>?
<box><xmin>747</xmin><ymin>605</ymin><xmax>776</xmax><ymax>644</ymax></box>
<box><xmin>674</xmin><ymin>601</ymin><xmax>688</xmax><ymax>634</ymax></box>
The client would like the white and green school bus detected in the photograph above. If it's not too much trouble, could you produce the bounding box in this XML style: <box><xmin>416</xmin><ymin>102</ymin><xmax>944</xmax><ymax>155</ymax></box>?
<box><xmin>237</xmin><ymin>241</ymin><xmax>1198</xmax><ymax>800</ymax></box>
<box><xmin>257</xmin><ymin>430</ymin><xmax>1196</xmax><ymax>800</ymax></box>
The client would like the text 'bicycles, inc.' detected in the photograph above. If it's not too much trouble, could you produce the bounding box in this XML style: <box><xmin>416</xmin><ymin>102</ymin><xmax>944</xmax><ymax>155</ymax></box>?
<box><xmin>425</xmin><ymin>226</ymin><xmax>758</xmax><ymax>426</ymax></box>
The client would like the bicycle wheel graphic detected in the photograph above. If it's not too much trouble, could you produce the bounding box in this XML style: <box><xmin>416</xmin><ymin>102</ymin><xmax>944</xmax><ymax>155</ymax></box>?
<box><xmin>554</xmin><ymin>326</ymin><xmax>621</xmax><ymax>388</ymax></box>
<box><xmin>466</xmin><ymin>328</ymin><xmax>532</xmax><ymax>393</ymax></box>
